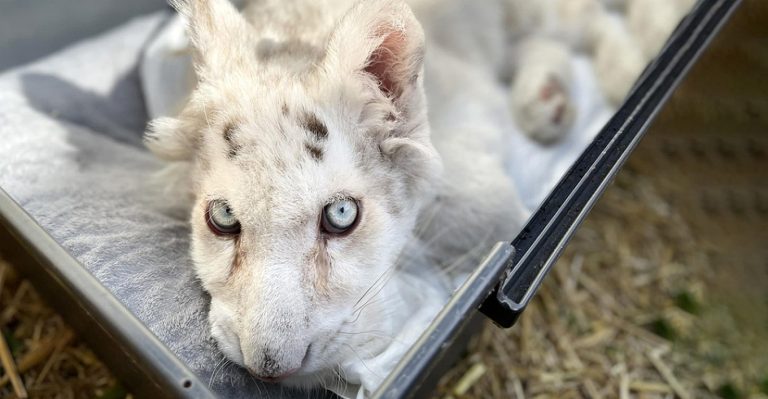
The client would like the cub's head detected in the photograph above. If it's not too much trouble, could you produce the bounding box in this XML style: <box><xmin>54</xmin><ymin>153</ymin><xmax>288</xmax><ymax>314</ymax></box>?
<box><xmin>145</xmin><ymin>0</ymin><xmax>440</xmax><ymax>386</ymax></box>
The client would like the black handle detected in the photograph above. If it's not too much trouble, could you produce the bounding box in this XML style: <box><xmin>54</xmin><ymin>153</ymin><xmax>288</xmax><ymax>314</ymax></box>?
<box><xmin>480</xmin><ymin>0</ymin><xmax>742</xmax><ymax>328</ymax></box>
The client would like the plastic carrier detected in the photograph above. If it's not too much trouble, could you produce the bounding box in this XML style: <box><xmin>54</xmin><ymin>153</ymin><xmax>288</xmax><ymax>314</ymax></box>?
<box><xmin>0</xmin><ymin>0</ymin><xmax>740</xmax><ymax>398</ymax></box>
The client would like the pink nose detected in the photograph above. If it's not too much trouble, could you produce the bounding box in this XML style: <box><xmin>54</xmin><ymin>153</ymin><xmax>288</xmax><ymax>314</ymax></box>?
<box><xmin>249</xmin><ymin>367</ymin><xmax>299</xmax><ymax>383</ymax></box>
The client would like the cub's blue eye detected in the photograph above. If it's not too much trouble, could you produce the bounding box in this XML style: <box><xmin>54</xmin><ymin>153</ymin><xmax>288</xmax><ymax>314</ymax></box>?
<box><xmin>321</xmin><ymin>197</ymin><xmax>360</xmax><ymax>235</ymax></box>
<box><xmin>206</xmin><ymin>199</ymin><xmax>241</xmax><ymax>236</ymax></box>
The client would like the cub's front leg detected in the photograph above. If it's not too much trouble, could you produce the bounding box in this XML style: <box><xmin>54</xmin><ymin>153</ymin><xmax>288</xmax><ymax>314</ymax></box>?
<box><xmin>591</xmin><ymin>13</ymin><xmax>647</xmax><ymax>105</ymax></box>
<box><xmin>627</xmin><ymin>0</ymin><xmax>697</xmax><ymax>60</ymax></box>
<box><xmin>509</xmin><ymin>37</ymin><xmax>577</xmax><ymax>144</ymax></box>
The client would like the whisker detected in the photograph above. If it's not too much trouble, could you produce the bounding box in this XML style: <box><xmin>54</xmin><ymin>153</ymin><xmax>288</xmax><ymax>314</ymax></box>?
<box><xmin>202</xmin><ymin>101</ymin><xmax>212</xmax><ymax>131</ymax></box>
<box><xmin>208</xmin><ymin>355</ymin><xmax>227</xmax><ymax>388</ymax></box>
<box><xmin>414</xmin><ymin>199</ymin><xmax>444</xmax><ymax>236</ymax></box>
<box><xmin>336</xmin><ymin>366</ymin><xmax>350</xmax><ymax>397</ymax></box>
<box><xmin>351</xmin><ymin>274</ymin><xmax>396</xmax><ymax>321</ymax></box>
<box><xmin>248</xmin><ymin>372</ymin><xmax>264</xmax><ymax>397</ymax></box>
<box><xmin>352</xmin><ymin>263</ymin><xmax>397</xmax><ymax>309</ymax></box>
<box><xmin>353</xmin><ymin>294</ymin><xmax>400</xmax><ymax>319</ymax></box>
<box><xmin>350</xmin><ymin>265</ymin><xmax>399</xmax><ymax>324</ymax></box>
<box><xmin>341</xmin><ymin>343</ymin><xmax>381</xmax><ymax>381</ymax></box>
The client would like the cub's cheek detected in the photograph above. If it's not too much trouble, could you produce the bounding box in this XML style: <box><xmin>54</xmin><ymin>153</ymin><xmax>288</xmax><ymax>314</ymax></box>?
<box><xmin>209</xmin><ymin>299</ymin><xmax>245</xmax><ymax>365</ymax></box>
<box><xmin>190</xmin><ymin>229</ymin><xmax>239</xmax><ymax>289</ymax></box>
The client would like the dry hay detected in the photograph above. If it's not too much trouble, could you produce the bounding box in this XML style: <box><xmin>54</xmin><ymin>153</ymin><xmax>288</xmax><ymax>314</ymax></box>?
<box><xmin>0</xmin><ymin>259</ymin><xmax>122</xmax><ymax>399</ymax></box>
<box><xmin>435</xmin><ymin>171</ymin><xmax>768</xmax><ymax>399</ymax></box>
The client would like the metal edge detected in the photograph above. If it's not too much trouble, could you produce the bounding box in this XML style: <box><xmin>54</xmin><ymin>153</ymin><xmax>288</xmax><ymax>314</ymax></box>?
<box><xmin>371</xmin><ymin>243</ymin><xmax>514</xmax><ymax>399</ymax></box>
<box><xmin>0</xmin><ymin>188</ymin><xmax>218</xmax><ymax>399</ymax></box>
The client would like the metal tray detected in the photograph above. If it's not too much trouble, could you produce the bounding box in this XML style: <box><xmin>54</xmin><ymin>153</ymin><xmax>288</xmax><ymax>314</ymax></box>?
<box><xmin>0</xmin><ymin>0</ymin><xmax>739</xmax><ymax>397</ymax></box>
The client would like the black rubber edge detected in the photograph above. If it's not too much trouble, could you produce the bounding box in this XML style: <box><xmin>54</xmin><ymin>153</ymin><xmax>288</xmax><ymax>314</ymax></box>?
<box><xmin>480</xmin><ymin>0</ymin><xmax>742</xmax><ymax>328</ymax></box>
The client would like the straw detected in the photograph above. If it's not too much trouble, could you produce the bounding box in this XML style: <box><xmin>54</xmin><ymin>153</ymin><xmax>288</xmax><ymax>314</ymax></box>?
<box><xmin>0</xmin><ymin>328</ymin><xmax>28</xmax><ymax>398</ymax></box>
<box><xmin>0</xmin><ymin>257</ymin><xmax>116</xmax><ymax>398</ymax></box>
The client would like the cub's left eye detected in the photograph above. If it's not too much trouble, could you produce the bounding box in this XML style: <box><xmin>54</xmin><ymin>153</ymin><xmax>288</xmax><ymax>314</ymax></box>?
<box><xmin>206</xmin><ymin>199</ymin><xmax>241</xmax><ymax>236</ymax></box>
<box><xmin>321</xmin><ymin>197</ymin><xmax>360</xmax><ymax>235</ymax></box>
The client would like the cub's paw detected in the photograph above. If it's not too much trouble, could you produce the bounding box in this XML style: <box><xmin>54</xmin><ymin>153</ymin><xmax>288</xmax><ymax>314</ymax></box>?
<box><xmin>593</xmin><ymin>26</ymin><xmax>646</xmax><ymax>105</ymax></box>
<box><xmin>510</xmin><ymin>72</ymin><xmax>576</xmax><ymax>144</ymax></box>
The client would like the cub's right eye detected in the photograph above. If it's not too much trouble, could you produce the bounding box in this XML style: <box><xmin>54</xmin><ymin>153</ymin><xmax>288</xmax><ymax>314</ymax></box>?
<box><xmin>206</xmin><ymin>199</ymin><xmax>241</xmax><ymax>236</ymax></box>
<box><xmin>321</xmin><ymin>197</ymin><xmax>360</xmax><ymax>235</ymax></box>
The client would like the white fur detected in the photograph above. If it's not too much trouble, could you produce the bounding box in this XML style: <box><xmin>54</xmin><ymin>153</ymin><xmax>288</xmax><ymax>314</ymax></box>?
<box><xmin>141</xmin><ymin>0</ymin><xmax>693</xmax><ymax>394</ymax></box>
<box><xmin>627</xmin><ymin>0</ymin><xmax>697</xmax><ymax>59</ymax></box>
<box><xmin>509</xmin><ymin>37</ymin><xmax>576</xmax><ymax>143</ymax></box>
<box><xmin>145</xmin><ymin>0</ymin><xmax>523</xmax><ymax>392</ymax></box>
<box><xmin>500</xmin><ymin>0</ymin><xmax>694</xmax><ymax>141</ymax></box>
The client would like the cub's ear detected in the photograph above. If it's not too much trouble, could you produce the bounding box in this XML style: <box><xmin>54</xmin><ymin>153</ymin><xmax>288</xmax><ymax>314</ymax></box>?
<box><xmin>324</xmin><ymin>0</ymin><xmax>426</xmax><ymax>105</ymax></box>
<box><xmin>380</xmin><ymin>136</ymin><xmax>442</xmax><ymax>191</ymax></box>
<box><xmin>144</xmin><ymin>116</ymin><xmax>198</xmax><ymax>161</ymax></box>
<box><xmin>172</xmin><ymin>0</ymin><xmax>255</xmax><ymax>80</ymax></box>
<box><xmin>325</xmin><ymin>1</ymin><xmax>439</xmax><ymax>191</ymax></box>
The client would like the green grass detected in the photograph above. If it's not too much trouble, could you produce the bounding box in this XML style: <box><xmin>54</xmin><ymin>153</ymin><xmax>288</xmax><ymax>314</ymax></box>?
<box><xmin>716</xmin><ymin>382</ymin><xmax>741</xmax><ymax>399</ymax></box>
<box><xmin>674</xmin><ymin>290</ymin><xmax>701</xmax><ymax>314</ymax></box>
<box><xmin>647</xmin><ymin>317</ymin><xmax>677</xmax><ymax>341</ymax></box>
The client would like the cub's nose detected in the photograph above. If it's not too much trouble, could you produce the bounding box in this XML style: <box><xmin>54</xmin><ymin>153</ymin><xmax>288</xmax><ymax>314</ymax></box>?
<box><xmin>245</xmin><ymin>345</ymin><xmax>310</xmax><ymax>382</ymax></box>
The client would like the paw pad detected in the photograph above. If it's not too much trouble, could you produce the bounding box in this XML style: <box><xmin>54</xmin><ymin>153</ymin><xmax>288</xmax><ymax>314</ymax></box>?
<box><xmin>511</xmin><ymin>73</ymin><xmax>575</xmax><ymax>144</ymax></box>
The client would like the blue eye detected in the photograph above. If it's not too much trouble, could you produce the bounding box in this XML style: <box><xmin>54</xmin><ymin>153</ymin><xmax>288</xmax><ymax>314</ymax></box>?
<box><xmin>321</xmin><ymin>198</ymin><xmax>360</xmax><ymax>235</ymax></box>
<box><xmin>206</xmin><ymin>199</ymin><xmax>241</xmax><ymax>236</ymax></box>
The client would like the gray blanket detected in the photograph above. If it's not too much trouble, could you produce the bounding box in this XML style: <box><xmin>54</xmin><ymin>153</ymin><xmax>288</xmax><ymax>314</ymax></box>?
<box><xmin>0</xmin><ymin>12</ymin><xmax>317</xmax><ymax>398</ymax></box>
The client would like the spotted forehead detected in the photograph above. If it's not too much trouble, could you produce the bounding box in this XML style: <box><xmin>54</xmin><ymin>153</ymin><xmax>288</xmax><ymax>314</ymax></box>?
<box><xmin>222</xmin><ymin>108</ymin><xmax>333</xmax><ymax>163</ymax></box>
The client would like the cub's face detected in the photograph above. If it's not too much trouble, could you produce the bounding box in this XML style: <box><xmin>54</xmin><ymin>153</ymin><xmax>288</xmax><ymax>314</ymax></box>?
<box><xmin>146</xmin><ymin>0</ymin><xmax>439</xmax><ymax>384</ymax></box>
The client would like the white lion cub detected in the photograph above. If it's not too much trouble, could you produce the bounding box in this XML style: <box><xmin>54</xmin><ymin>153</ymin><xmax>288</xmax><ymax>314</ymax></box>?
<box><xmin>144</xmin><ymin>0</ymin><xmax>528</xmax><ymax>393</ymax></box>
